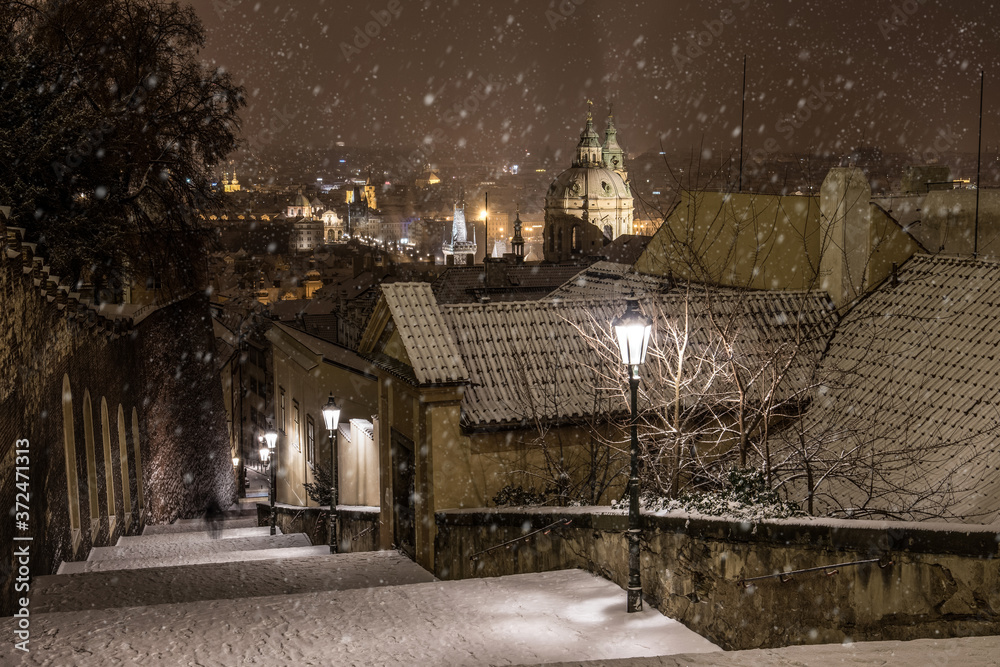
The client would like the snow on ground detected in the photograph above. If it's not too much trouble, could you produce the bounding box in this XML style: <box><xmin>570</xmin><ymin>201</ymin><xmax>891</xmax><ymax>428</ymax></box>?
<box><xmin>14</xmin><ymin>569</ymin><xmax>720</xmax><ymax>666</ymax></box>
<box><xmin>33</xmin><ymin>551</ymin><xmax>436</xmax><ymax>613</ymax></box>
<box><xmin>141</xmin><ymin>516</ymin><xmax>259</xmax><ymax>534</ymax></box>
<box><xmin>85</xmin><ymin>532</ymin><xmax>308</xmax><ymax>562</ymax></box>
<box><xmin>116</xmin><ymin>525</ymin><xmax>276</xmax><ymax>545</ymax></box>
<box><xmin>519</xmin><ymin>635</ymin><xmax>1000</xmax><ymax>666</ymax></box>
<box><xmin>56</xmin><ymin>543</ymin><xmax>331</xmax><ymax>573</ymax></box>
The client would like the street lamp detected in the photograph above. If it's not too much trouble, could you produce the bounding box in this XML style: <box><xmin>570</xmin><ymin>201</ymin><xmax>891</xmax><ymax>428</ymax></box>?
<box><xmin>263</xmin><ymin>423</ymin><xmax>278</xmax><ymax>536</ymax></box>
<box><xmin>322</xmin><ymin>394</ymin><xmax>341</xmax><ymax>553</ymax></box>
<box><xmin>612</xmin><ymin>296</ymin><xmax>652</xmax><ymax>613</ymax></box>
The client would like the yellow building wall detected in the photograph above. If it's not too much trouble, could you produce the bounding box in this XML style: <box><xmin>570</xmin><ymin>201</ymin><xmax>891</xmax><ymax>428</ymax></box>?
<box><xmin>397</xmin><ymin>394</ymin><xmax>629</xmax><ymax>568</ymax></box>
<box><xmin>270</xmin><ymin>336</ymin><xmax>378</xmax><ymax>509</ymax></box>
<box><xmin>338</xmin><ymin>420</ymin><xmax>379</xmax><ymax>506</ymax></box>
<box><xmin>867</xmin><ymin>206</ymin><xmax>922</xmax><ymax>290</ymax></box>
<box><xmin>636</xmin><ymin>190</ymin><xmax>822</xmax><ymax>290</ymax></box>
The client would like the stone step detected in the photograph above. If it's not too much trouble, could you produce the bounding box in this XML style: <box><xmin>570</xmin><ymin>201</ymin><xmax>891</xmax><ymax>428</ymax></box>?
<box><xmin>57</xmin><ymin>543</ymin><xmax>330</xmax><ymax>574</ymax></box>
<box><xmin>26</xmin><ymin>569</ymin><xmax>723</xmax><ymax>665</ymax></box>
<box><xmin>85</xmin><ymin>533</ymin><xmax>311</xmax><ymax>563</ymax></box>
<box><xmin>34</xmin><ymin>551</ymin><xmax>435</xmax><ymax>613</ymax></box>
<box><xmin>119</xmin><ymin>526</ymin><xmax>276</xmax><ymax>546</ymax></box>
<box><xmin>142</xmin><ymin>516</ymin><xmax>259</xmax><ymax>535</ymax></box>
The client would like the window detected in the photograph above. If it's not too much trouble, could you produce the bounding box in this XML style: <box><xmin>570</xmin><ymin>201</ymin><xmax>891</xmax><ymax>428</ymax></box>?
<box><xmin>571</xmin><ymin>225</ymin><xmax>580</xmax><ymax>252</ymax></box>
<box><xmin>279</xmin><ymin>387</ymin><xmax>286</xmax><ymax>433</ymax></box>
<box><xmin>292</xmin><ymin>400</ymin><xmax>301</xmax><ymax>451</ymax></box>
<box><xmin>307</xmin><ymin>416</ymin><xmax>315</xmax><ymax>464</ymax></box>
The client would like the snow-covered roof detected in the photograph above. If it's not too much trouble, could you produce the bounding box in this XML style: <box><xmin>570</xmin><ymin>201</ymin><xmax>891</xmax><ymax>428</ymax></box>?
<box><xmin>371</xmin><ymin>282</ymin><xmax>835</xmax><ymax>428</ymax></box>
<box><xmin>380</xmin><ymin>283</ymin><xmax>468</xmax><ymax>384</ymax></box>
<box><xmin>548</xmin><ymin>261</ymin><xmax>672</xmax><ymax>300</ymax></box>
<box><xmin>792</xmin><ymin>254</ymin><xmax>1000</xmax><ymax>523</ymax></box>
<box><xmin>432</xmin><ymin>263</ymin><xmax>583</xmax><ymax>304</ymax></box>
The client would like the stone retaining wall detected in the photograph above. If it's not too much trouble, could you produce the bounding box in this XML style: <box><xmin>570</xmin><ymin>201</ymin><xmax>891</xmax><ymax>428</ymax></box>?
<box><xmin>0</xmin><ymin>220</ymin><xmax>236</xmax><ymax>616</ymax></box>
<box><xmin>256</xmin><ymin>503</ymin><xmax>380</xmax><ymax>552</ymax></box>
<box><xmin>434</xmin><ymin>507</ymin><xmax>1000</xmax><ymax>650</ymax></box>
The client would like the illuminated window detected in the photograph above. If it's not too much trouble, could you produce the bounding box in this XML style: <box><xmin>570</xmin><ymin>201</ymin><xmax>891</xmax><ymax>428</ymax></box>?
<box><xmin>307</xmin><ymin>416</ymin><xmax>315</xmax><ymax>464</ymax></box>
<box><xmin>279</xmin><ymin>387</ymin><xmax>286</xmax><ymax>433</ymax></box>
<box><xmin>292</xmin><ymin>400</ymin><xmax>301</xmax><ymax>452</ymax></box>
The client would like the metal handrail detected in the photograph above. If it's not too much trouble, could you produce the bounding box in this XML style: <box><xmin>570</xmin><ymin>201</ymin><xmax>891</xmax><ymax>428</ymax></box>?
<box><xmin>469</xmin><ymin>518</ymin><xmax>573</xmax><ymax>561</ymax></box>
<box><xmin>738</xmin><ymin>556</ymin><xmax>893</xmax><ymax>587</ymax></box>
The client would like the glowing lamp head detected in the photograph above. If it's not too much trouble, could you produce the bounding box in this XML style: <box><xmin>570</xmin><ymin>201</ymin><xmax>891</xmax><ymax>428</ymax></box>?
<box><xmin>232</xmin><ymin>456</ymin><xmax>240</xmax><ymax>468</ymax></box>
<box><xmin>612</xmin><ymin>297</ymin><xmax>653</xmax><ymax>367</ymax></box>
<box><xmin>322</xmin><ymin>394</ymin><xmax>341</xmax><ymax>431</ymax></box>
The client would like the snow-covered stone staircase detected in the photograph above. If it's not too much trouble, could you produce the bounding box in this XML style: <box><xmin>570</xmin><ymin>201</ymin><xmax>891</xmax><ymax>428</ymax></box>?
<box><xmin>38</xmin><ymin>504</ymin><xmax>432</xmax><ymax>606</ymax></box>
<box><xmin>21</xmin><ymin>506</ymin><xmax>724</xmax><ymax>666</ymax></box>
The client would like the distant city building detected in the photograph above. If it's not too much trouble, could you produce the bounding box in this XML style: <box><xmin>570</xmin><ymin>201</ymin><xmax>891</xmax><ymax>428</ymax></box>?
<box><xmin>223</xmin><ymin>170</ymin><xmax>241</xmax><ymax>193</ymax></box>
<box><xmin>543</xmin><ymin>103</ymin><xmax>634</xmax><ymax>262</ymax></box>
<box><xmin>346</xmin><ymin>182</ymin><xmax>381</xmax><ymax>241</ymax></box>
<box><xmin>442</xmin><ymin>199</ymin><xmax>477</xmax><ymax>265</ymax></box>
<box><xmin>282</xmin><ymin>190</ymin><xmax>348</xmax><ymax>250</ymax></box>
<box><xmin>286</xmin><ymin>191</ymin><xmax>313</xmax><ymax>219</ymax></box>
<box><xmin>416</xmin><ymin>167</ymin><xmax>441</xmax><ymax>187</ymax></box>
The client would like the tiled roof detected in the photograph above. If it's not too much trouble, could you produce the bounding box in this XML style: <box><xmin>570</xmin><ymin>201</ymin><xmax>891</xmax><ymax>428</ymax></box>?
<box><xmin>272</xmin><ymin>322</ymin><xmax>377</xmax><ymax>377</ymax></box>
<box><xmin>548</xmin><ymin>262</ymin><xmax>673</xmax><ymax>300</ymax></box>
<box><xmin>438</xmin><ymin>289</ymin><xmax>834</xmax><ymax>428</ymax></box>
<box><xmin>432</xmin><ymin>263</ymin><xmax>584</xmax><ymax>304</ymax></box>
<box><xmin>598</xmin><ymin>234</ymin><xmax>650</xmax><ymax>265</ymax></box>
<box><xmin>380</xmin><ymin>283</ymin><xmax>469</xmax><ymax>384</ymax></box>
<box><xmin>792</xmin><ymin>254</ymin><xmax>1000</xmax><ymax>523</ymax></box>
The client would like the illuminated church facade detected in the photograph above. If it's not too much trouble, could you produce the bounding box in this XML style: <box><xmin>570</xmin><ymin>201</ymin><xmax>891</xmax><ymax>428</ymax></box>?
<box><xmin>543</xmin><ymin>104</ymin><xmax>633</xmax><ymax>263</ymax></box>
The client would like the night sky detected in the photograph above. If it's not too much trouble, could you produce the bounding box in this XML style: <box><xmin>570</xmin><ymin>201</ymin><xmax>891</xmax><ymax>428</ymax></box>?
<box><xmin>189</xmin><ymin>0</ymin><xmax>1000</xmax><ymax>164</ymax></box>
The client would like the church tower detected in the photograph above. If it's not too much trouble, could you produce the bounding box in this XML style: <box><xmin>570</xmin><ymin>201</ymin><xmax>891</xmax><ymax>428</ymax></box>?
<box><xmin>442</xmin><ymin>192</ymin><xmax>477</xmax><ymax>265</ymax></box>
<box><xmin>510</xmin><ymin>206</ymin><xmax>525</xmax><ymax>262</ymax></box>
<box><xmin>542</xmin><ymin>102</ymin><xmax>634</xmax><ymax>263</ymax></box>
<box><xmin>602</xmin><ymin>106</ymin><xmax>626</xmax><ymax>178</ymax></box>
<box><xmin>574</xmin><ymin>101</ymin><xmax>604</xmax><ymax>167</ymax></box>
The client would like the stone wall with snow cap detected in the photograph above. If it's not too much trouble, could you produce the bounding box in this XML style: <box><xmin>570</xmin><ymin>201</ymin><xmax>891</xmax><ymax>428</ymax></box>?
<box><xmin>434</xmin><ymin>507</ymin><xmax>1000</xmax><ymax>650</ymax></box>
<box><xmin>0</xmin><ymin>217</ymin><xmax>235</xmax><ymax>616</ymax></box>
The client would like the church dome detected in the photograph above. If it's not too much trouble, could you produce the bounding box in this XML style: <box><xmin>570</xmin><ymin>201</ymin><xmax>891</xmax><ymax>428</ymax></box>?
<box><xmin>293</xmin><ymin>192</ymin><xmax>311</xmax><ymax>208</ymax></box>
<box><xmin>543</xmin><ymin>103</ymin><xmax>635</xmax><ymax>262</ymax></box>
<box><xmin>546</xmin><ymin>166</ymin><xmax>630</xmax><ymax>202</ymax></box>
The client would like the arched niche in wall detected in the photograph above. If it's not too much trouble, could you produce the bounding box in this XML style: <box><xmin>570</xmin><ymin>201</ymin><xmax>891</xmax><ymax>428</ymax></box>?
<box><xmin>61</xmin><ymin>375</ymin><xmax>82</xmax><ymax>554</ymax></box>
<box><xmin>132</xmin><ymin>407</ymin><xmax>145</xmax><ymax>521</ymax></box>
<box><xmin>82</xmin><ymin>390</ymin><xmax>100</xmax><ymax>541</ymax></box>
<box><xmin>117</xmin><ymin>404</ymin><xmax>132</xmax><ymax>530</ymax></box>
<box><xmin>100</xmin><ymin>397</ymin><xmax>117</xmax><ymax>537</ymax></box>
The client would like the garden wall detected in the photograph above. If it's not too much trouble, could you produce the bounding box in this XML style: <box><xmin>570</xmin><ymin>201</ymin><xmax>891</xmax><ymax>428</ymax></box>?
<box><xmin>434</xmin><ymin>506</ymin><xmax>1000</xmax><ymax>650</ymax></box>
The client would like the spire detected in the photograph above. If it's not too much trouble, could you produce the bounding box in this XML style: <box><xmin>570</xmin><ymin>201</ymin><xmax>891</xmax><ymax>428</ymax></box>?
<box><xmin>602</xmin><ymin>103</ymin><xmax>626</xmax><ymax>175</ymax></box>
<box><xmin>511</xmin><ymin>204</ymin><xmax>525</xmax><ymax>261</ymax></box>
<box><xmin>574</xmin><ymin>100</ymin><xmax>602</xmax><ymax>167</ymax></box>
<box><xmin>451</xmin><ymin>201</ymin><xmax>467</xmax><ymax>243</ymax></box>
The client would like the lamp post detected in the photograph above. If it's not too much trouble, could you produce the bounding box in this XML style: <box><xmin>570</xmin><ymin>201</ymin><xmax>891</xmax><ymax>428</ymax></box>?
<box><xmin>612</xmin><ymin>296</ymin><xmax>653</xmax><ymax>613</ymax></box>
<box><xmin>322</xmin><ymin>394</ymin><xmax>341</xmax><ymax>553</ymax></box>
<box><xmin>263</xmin><ymin>424</ymin><xmax>278</xmax><ymax>536</ymax></box>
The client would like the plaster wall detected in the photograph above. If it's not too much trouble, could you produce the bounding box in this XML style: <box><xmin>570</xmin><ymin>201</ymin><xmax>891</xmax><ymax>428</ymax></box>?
<box><xmin>636</xmin><ymin>191</ymin><xmax>822</xmax><ymax>290</ymax></box>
